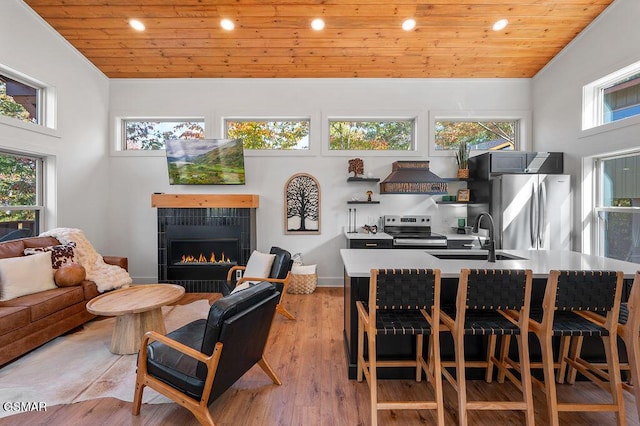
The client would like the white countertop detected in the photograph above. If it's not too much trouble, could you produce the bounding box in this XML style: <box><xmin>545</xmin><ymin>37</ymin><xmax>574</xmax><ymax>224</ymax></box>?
<box><xmin>343</xmin><ymin>230</ymin><xmax>483</xmax><ymax>241</ymax></box>
<box><xmin>340</xmin><ymin>248</ymin><xmax>640</xmax><ymax>279</ymax></box>
<box><xmin>344</xmin><ymin>231</ymin><xmax>393</xmax><ymax>240</ymax></box>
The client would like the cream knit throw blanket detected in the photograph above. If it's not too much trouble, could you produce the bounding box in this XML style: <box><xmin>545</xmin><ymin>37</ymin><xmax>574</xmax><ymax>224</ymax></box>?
<box><xmin>39</xmin><ymin>228</ymin><xmax>132</xmax><ymax>292</ymax></box>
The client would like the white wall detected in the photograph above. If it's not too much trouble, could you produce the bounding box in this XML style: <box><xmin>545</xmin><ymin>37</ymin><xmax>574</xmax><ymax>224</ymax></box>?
<box><xmin>532</xmin><ymin>0</ymin><xmax>640</xmax><ymax>251</ymax></box>
<box><xmin>109</xmin><ymin>79</ymin><xmax>531</xmax><ymax>284</ymax></box>
<box><xmin>0</xmin><ymin>1</ymin><xmax>111</xmax><ymax>249</ymax></box>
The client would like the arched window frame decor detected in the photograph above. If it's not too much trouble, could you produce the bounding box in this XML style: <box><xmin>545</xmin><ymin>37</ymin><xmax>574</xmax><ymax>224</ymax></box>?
<box><xmin>284</xmin><ymin>173</ymin><xmax>320</xmax><ymax>235</ymax></box>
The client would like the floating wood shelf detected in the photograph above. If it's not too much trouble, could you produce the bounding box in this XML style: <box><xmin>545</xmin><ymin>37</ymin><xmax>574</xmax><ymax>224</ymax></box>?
<box><xmin>347</xmin><ymin>201</ymin><xmax>380</xmax><ymax>204</ymax></box>
<box><xmin>347</xmin><ymin>177</ymin><xmax>380</xmax><ymax>182</ymax></box>
<box><xmin>151</xmin><ymin>194</ymin><xmax>259</xmax><ymax>208</ymax></box>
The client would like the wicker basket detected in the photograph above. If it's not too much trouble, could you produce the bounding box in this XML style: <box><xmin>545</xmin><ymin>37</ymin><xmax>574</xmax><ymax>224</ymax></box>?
<box><xmin>288</xmin><ymin>272</ymin><xmax>318</xmax><ymax>294</ymax></box>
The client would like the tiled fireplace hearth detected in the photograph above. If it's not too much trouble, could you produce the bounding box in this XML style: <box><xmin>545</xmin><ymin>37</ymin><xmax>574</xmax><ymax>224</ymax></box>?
<box><xmin>152</xmin><ymin>194</ymin><xmax>259</xmax><ymax>293</ymax></box>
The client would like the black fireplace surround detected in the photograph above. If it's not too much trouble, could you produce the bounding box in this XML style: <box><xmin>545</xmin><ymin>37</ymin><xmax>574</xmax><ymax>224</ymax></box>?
<box><xmin>157</xmin><ymin>208</ymin><xmax>256</xmax><ymax>292</ymax></box>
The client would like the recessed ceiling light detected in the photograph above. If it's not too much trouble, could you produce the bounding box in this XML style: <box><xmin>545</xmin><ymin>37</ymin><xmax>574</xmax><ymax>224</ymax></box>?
<box><xmin>220</xmin><ymin>18</ymin><xmax>235</xmax><ymax>31</ymax></box>
<box><xmin>129</xmin><ymin>19</ymin><xmax>145</xmax><ymax>32</ymax></box>
<box><xmin>492</xmin><ymin>19</ymin><xmax>508</xmax><ymax>31</ymax></box>
<box><xmin>311</xmin><ymin>18</ymin><xmax>325</xmax><ymax>31</ymax></box>
<box><xmin>402</xmin><ymin>18</ymin><xmax>416</xmax><ymax>31</ymax></box>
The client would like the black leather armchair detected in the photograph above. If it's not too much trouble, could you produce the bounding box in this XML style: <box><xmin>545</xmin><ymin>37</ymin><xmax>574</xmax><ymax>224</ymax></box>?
<box><xmin>132</xmin><ymin>282</ymin><xmax>282</xmax><ymax>425</ymax></box>
<box><xmin>225</xmin><ymin>246</ymin><xmax>295</xmax><ymax>320</ymax></box>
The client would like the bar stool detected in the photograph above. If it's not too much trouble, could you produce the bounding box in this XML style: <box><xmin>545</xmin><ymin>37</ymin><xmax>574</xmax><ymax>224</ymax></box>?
<box><xmin>561</xmin><ymin>270</ymin><xmax>640</xmax><ymax>419</ymax></box>
<box><xmin>439</xmin><ymin>268</ymin><xmax>535</xmax><ymax>426</ymax></box>
<box><xmin>356</xmin><ymin>268</ymin><xmax>445</xmax><ymax>426</ymax></box>
<box><xmin>524</xmin><ymin>270</ymin><xmax>626</xmax><ymax>426</ymax></box>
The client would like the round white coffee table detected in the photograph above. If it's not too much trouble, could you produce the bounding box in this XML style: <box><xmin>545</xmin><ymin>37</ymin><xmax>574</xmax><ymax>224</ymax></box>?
<box><xmin>86</xmin><ymin>284</ymin><xmax>185</xmax><ymax>354</ymax></box>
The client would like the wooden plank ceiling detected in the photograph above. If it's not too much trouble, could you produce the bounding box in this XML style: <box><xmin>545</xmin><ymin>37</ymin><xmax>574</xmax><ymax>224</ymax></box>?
<box><xmin>23</xmin><ymin>0</ymin><xmax>614</xmax><ymax>79</ymax></box>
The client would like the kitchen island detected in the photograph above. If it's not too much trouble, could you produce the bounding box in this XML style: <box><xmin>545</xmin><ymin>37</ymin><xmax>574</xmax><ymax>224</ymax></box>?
<box><xmin>341</xmin><ymin>248</ymin><xmax>639</xmax><ymax>379</ymax></box>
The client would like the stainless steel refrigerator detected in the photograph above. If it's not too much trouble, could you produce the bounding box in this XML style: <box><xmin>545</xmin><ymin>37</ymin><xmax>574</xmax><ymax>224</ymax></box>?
<box><xmin>489</xmin><ymin>174</ymin><xmax>571</xmax><ymax>250</ymax></box>
<box><xmin>468</xmin><ymin>173</ymin><xmax>571</xmax><ymax>250</ymax></box>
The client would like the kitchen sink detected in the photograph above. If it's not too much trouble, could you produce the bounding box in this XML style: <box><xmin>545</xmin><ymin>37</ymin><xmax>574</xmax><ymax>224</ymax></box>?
<box><xmin>428</xmin><ymin>252</ymin><xmax>527</xmax><ymax>261</ymax></box>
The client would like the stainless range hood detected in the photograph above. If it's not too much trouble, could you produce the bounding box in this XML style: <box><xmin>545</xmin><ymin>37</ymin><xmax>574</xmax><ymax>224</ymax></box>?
<box><xmin>380</xmin><ymin>161</ymin><xmax>448</xmax><ymax>194</ymax></box>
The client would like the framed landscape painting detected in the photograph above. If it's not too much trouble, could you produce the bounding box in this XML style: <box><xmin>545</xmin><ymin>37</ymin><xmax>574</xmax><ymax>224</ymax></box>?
<box><xmin>165</xmin><ymin>138</ymin><xmax>245</xmax><ymax>185</ymax></box>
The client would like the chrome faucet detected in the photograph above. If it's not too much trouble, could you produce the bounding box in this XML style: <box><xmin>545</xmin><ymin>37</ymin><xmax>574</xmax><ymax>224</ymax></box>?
<box><xmin>472</xmin><ymin>212</ymin><xmax>496</xmax><ymax>263</ymax></box>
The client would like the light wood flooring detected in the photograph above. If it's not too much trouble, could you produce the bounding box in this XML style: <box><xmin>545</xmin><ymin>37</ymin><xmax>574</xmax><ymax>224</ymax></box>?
<box><xmin>3</xmin><ymin>287</ymin><xmax>639</xmax><ymax>425</ymax></box>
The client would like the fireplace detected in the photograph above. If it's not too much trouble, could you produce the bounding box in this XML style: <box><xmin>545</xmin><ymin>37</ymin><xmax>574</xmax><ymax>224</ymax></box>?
<box><xmin>154</xmin><ymin>194</ymin><xmax>259</xmax><ymax>293</ymax></box>
<box><xmin>165</xmin><ymin>224</ymin><xmax>241</xmax><ymax>282</ymax></box>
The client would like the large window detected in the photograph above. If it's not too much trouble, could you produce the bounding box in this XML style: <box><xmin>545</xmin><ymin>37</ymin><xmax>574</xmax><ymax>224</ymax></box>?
<box><xmin>434</xmin><ymin>120</ymin><xmax>518</xmax><ymax>151</ymax></box>
<box><xmin>595</xmin><ymin>152</ymin><xmax>640</xmax><ymax>262</ymax></box>
<box><xmin>0</xmin><ymin>151</ymin><xmax>44</xmax><ymax>239</ymax></box>
<box><xmin>0</xmin><ymin>72</ymin><xmax>41</xmax><ymax>125</ymax></box>
<box><xmin>328</xmin><ymin>119</ymin><xmax>415</xmax><ymax>151</ymax></box>
<box><xmin>583</xmin><ymin>60</ymin><xmax>640</xmax><ymax>130</ymax></box>
<box><xmin>123</xmin><ymin>119</ymin><xmax>204</xmax><ymax>150</ymax></box>
<box><xmin>225</xmin><ymin>119</ymin><xmax>310</xmax><ymax>150</ymax></box>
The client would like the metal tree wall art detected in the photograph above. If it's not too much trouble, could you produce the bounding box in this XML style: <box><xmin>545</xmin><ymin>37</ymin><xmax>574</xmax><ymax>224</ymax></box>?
<box><xmin>285</xmin><ymin>173</ymin><xmax>320</xmax><ymax>234</ymax></box>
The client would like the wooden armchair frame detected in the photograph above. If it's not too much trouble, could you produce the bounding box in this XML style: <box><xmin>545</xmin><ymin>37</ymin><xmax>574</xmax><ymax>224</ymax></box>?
<box><xmin>133</xmin><ymin>330</ymin><xmax>281</xmax><ymax>426</ymax></box>
<box><xmin>226</xmin><ymin>265</ymin><xmax>295</xmax><ymax>320</ymax></box>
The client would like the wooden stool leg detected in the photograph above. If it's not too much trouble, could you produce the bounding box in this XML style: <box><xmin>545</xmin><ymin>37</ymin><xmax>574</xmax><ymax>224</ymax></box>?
<box><xmin>540</xmin><ymin>333</ymin><xmax>560</xmax><ymax>426</ymax></box>
<box><xmin>485</xmin><ymin>334</ymin><xmax>497</xmax><ymax>383</ymax></box>
<box><xmin>516</xmin><ymin>334</ymin><xmax>535</xmax><ymax>426</ymax></box>
<box><xmin>454</xmin><ymin>332</ymin><xmax>468</xmax><ymax>426</ymax></box>
<box><xmin>556</xmin><ymin>336</ymin><xmax>571</xmax><ymax>383</ymax></box>
<box><xmin>567</xmin><ymin>336</ymin><xmax>584</xmax><ymax>384</ymax></box>
<box><xmin>497</xmin><ymin>335</ymin><xmax>512</xmax><ymax>384</ymax></box>
<box><xmin>368</xmin><ymin>331</ymin><xmax>378</xmax><ymax>426</ymax></box>
<box><xmin>357</xmin><ymin>319</ymin><xmax>365</xmax><ymax>382</ymax></box>
<box><xmin>602</xmin><ymin>335</ymin><xmax>626</xmax><ymax>426</ymax></box>
<box><xmin>625</xmin><ymin>332</ymin><xmax>640</xmax><ymax>419</ymax></box>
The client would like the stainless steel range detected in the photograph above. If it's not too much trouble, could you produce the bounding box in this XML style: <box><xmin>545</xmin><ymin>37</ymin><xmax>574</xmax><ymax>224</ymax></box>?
<box><xmin>383</xmin><ymin>215</ymin><xmax>447</xmax><ymax>248</ymax></box>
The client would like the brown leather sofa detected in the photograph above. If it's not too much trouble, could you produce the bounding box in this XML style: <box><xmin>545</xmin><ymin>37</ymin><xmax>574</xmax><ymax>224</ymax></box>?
<box><xmin>0</xmin><ymin>236</ymin><xmax>128</xmax><ymax>366</ymax></box>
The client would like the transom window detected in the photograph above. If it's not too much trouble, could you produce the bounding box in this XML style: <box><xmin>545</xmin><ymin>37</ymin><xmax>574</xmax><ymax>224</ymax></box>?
<box><xmin>328</xmin><ymin>119</ymin><xmax>415</xmax><ymax>151</ymax></box>
<box><xmin>434</xmin><ymin>120</ymin><xmax>518</xmax><ymax>151</ymax></box>
<box><xmin>583</xmin><ymin>60</ymin><xmax>640</xmax><ymax>130</ymax></box>
<box><xmin>224</xmin><ymin>119</ymin><xmax>310</xmax><ymax>150</ymax></box>
<box><xmin>0</xmin><ymin>151</ymin><xmax>44</xmax><ymax>239</ymax></box>
<box><xmin>0</xmin><ymin>72</ymin><xmax>41</xmax><ymax>125</ymax></box>
<box><xmin>603</xmin><ymin>73</ymin><xmax>640</xmax><ymax>123</ymax></box>
<box><xmin>123</xmin><ymin>119</ymin><xmax>204</xmax><ymax>150</ymax></box>
<box><xmin>594</xmin><ymin>152</ymin><xmax>640</xmax><ymax>262</ymax></box>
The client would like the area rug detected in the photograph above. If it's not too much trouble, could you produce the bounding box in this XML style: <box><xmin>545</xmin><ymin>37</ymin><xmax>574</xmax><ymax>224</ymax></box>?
<box><xmin>0</xmin><ymin>300</ymin><xmax>211</xmax><ymax>418</ymax></box>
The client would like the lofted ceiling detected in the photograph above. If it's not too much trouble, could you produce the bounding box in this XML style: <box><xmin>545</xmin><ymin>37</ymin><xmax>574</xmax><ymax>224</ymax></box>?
<box><xmin>23</xmin><ymin>0</ymin><xmax>614</xmax><ymax>79</ymax></box>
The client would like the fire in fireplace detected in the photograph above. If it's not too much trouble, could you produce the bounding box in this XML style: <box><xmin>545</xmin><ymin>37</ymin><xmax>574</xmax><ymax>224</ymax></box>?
<box><xmin>156</xmin><ymin>204</ymin><xmax>256</xmax><ymax>293</ymax></box>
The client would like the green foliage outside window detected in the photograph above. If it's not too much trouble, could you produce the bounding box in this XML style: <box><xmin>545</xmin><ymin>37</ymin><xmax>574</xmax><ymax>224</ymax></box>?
<box><xmin>0</xmin><ymin>153</ymin><xmax>37</xmax><ymax>222</ymax></box>
<box><xmin>435</xmin><ymin>121</ymin><xmax>517</xmax><ymax>151</ymax></box>
<box><xmin>125</xmin><ymin>120</ymin><xmax>205</xmax><ymax>150</ymax></box>
<box><xmin>0</xmin><ymin>80</ymin><xmax>33</xmax><ymax>123</ymax></box>
<box><xmin>329</xmin><ymin>120</ymin><xmax>413</xmax><ymax>150</ymax></box>
<box><xmin>226</xmin><ymin>120</ymin><xmax>309</xmax><ymax>150</ymax></box>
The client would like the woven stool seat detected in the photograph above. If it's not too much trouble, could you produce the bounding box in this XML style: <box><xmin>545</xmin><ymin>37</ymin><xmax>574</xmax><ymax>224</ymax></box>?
<box><xmin>442</xmin><ymin>307</ymin><xmax>522</xmax><ymax>336</ymax></box>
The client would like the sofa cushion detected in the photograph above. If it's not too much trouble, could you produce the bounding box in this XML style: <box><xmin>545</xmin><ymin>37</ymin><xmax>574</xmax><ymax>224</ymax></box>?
<box><xmin>0</xmin><ymin>306</ymin><xmax>30</xmax><ymax>336</ymax></box>
<box><xmin>0</xmin><ymin>240</ymin><xmax>26</xmax><ymax>259</ymax></box>
<box><xmin>0</xmin><ymin>287</ymin><xmax>85</xmax><ymax>321</ymax></box>
<box><xmin>0</xmin><ymin>251</ymin><xmax>56</xmax><ymax>301</ymax></box>
<box><xmin>24</xmin><ymin>242</ymin><xmax>77</xmax><ymax>270</ymax></box>
<box><xmin>22</xmin><ymin>236</ymin><xmax>61</xmax><ymax>249</ymax></box>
